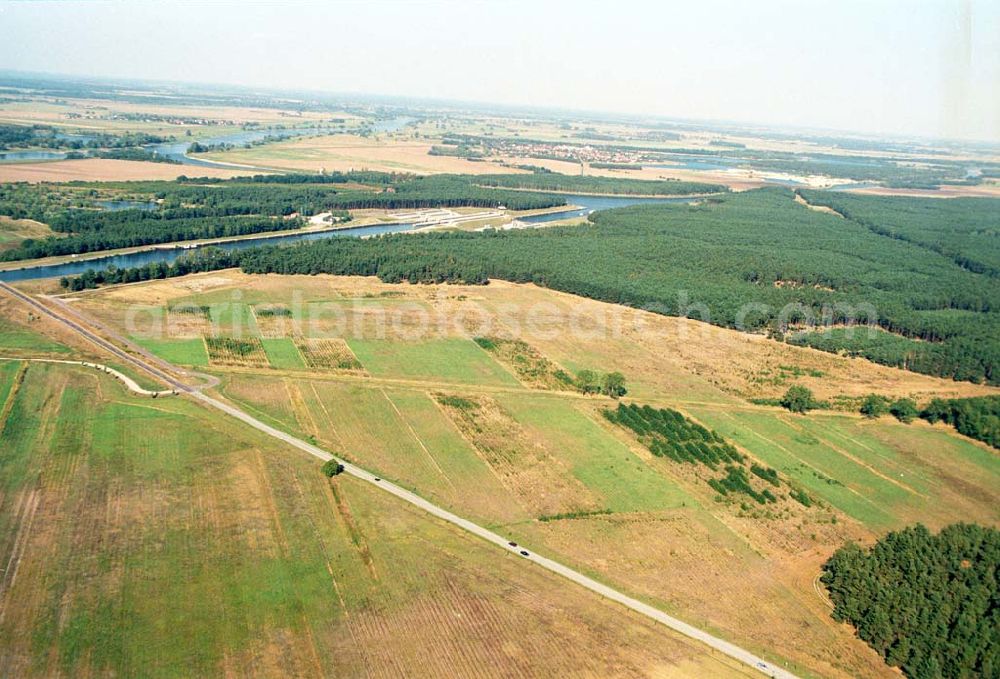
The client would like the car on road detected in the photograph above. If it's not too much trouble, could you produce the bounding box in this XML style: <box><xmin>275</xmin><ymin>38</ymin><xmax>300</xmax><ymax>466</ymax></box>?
<box><xmin>508</xmin><ymin>541</ymin><xmax>517</xmax><ymax>547</ymax></box>
<box><xmin>519</xmin><ymin>550</ymin><xmax>529</xmax><ymax>557</ymax></box>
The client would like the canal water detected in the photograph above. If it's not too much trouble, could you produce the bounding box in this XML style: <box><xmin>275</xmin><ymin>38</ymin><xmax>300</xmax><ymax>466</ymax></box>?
<box><xmin>0</xmin><ymin>193</ymin><xmax>693</xmax><ymax>283</ymax></box>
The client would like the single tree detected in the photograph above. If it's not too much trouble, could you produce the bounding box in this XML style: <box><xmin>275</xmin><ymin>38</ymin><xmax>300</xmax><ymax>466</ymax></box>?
<box><xmin>575</xmin><ymin>369</ymin><xmax>600</xmax><ymax>395</ymax></box>
<box><xmin>781</xmin><ymin>385</ymin><xmax>815</xmax><ymax>413</ymax></box>
<box><xmin>860</xmin><ymin>394</ymin><xmax>889</xmax><ymax>419</ymax></box>
<box><xmin>890</xmin><ymin>398</ymin><xmax>918</xmax><ymax>423</ymax></box>
<box><xmin>321</xmin><ymin>460</ymin><xmax>345</xmax><ymax>477</ymax></box>
<box><xmin>601</xmin><ymin>372</ymin><xmax>627</xmax><ymax>398</ymax></box>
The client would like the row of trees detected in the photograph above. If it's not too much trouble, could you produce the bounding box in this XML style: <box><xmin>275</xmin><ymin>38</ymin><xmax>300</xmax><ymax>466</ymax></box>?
<box><xmin>476</xmin><ymin>173</ymin><xmax>725</xmax><ymax>196</ymax></box>
<box><xmin>60</xmin><ymin>247</ymin><xmax>240</xmax><ymax>291</ymax></box>
<box><xmin>859</xmin><ymin>394</ymin><xmax>919</xmax><ymax>422</ymax></box>
<box><xmin>0</xmin><ymin>124</ymin><xmax>169</xmax><ymax>151</ymax></box>
<box><xmin>921</xmin><ymin>395</ymin><xmax>1000</xmax><ymax>449</ymax></box>
<box><xmin>572</xmin><ymin>369</ymin><xmax>627</xmax><ymax>398</ymax></box>
<box><xmin>4</xmin><ymin>216</ymin><xmax>300</xmax><ymax>261</ymax></box>
<box><xmin>603</xmin><ymin>402</ymin><xmax>802</xmax><ymax>506</ymax></box>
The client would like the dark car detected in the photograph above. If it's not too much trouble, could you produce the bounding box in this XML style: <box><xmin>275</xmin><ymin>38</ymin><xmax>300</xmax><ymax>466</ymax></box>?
<box><xmin>508</xmin><ymin>541</ymin><xmax>518</xmax><ymax>547</ymax></box>
<box><xmin>519</xmin><ymin>550</ymin><xmax>529</xmax><ymax>557</ymax></box>
<box><xmin>373</xmin><ymin>477</ymin><xmax>381</xmax><ymax>481</ymax></box>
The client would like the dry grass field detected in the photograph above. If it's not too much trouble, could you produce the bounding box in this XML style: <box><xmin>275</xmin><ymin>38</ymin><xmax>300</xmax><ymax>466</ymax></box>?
<box><xmin>198</xmin><ymin>134</ymin><xmax>526</xmax><ymax>175</ymax></box>
<box><xmin>0</xmin><ymin>158</ymin><xmax>255</xmax><ymax>183</ymax></box>
<box><xmin>0</xmin><ymin>217</ymin><xmax>56</xmax><ymax>253</ymax></box>
<box><xmin>45</xmin><ymin>270</ymin><xmax>1000</xmax><ymax>678</ymax></box>
<box><xmin>0</xmin><ymin>357</ymin><xmax>751</xmax><ymax>678</ymax></box>
<box><xmin>0</xmin><ymin>96</ymin><xmax>343</xmax><ymax>135</ymax></box>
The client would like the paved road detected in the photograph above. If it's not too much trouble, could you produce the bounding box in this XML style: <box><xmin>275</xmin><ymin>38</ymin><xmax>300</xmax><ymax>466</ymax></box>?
<box><xmin>0</xmin><ymin>280</ymin><xmax>798</xmax><ymax>679</ymax></box>
<box><xmin>1</xmin><ymin>281</ymin><xmax>192</xmax><ymax>393</ymax></box>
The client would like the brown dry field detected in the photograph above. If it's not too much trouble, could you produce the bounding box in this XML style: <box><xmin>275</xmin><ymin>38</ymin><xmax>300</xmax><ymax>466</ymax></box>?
<box><xmin>79</xmin><ymin>270</ymin><xmax>996</xmax><ymax>406</ymax></box>
<box><xmin>0</xmin><ymin>158</ymin><xmax>256</xmax><ymax>183</ymax></box>
<box><xmin>198</xmin><ymin>134</ymin><xmax>528</xmax><ymax>175</ymax></box>
<box><xmin>491</xmin><ymin>156</ymin><xmax>767</xmax><ymax>191</ymax></box>
<box><xmin>848</xmin><ymin>182</ymin><xmax>1000</xmax><ymax>198</ymax></box>
<box><xmin>0</xmin><ymin>217</ymin><xmax>55</xmax><ymax>252</ymax></box>
<box><xmin>0</xmin><ymin>96</ymin><xmax>341</xmax><ymax>131</ymax></box>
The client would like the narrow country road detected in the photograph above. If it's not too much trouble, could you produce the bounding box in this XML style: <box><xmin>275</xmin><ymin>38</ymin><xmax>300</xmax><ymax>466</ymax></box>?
<box><xmin>0</xmin><ymin>356</ymin><xmax>176</xmax><ymax>397</ymax></box>
<box><xmin>0</xmin><ymin>280</ymin><xmax>798</xmax><ymax>679</ymax></box>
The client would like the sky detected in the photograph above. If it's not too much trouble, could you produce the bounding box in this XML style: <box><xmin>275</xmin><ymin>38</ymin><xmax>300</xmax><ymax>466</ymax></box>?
<box><xmin>1</xmin><ymin>0</ymin><xmax>998</xmax><ymax>141</ymax></box>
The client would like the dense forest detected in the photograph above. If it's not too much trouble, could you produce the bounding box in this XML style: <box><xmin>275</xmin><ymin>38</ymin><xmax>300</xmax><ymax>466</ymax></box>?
<box><xmin>821</xmin><ymin>524</ymin><xmax>999</xmax><ymax>678</ymax></box>
<box><xmin>799</xmin><ymin>190</ymin><xmax>1000</xmax><ymax>277</ymax></box>
<box><xmin>60</xmin><ymin>187</ymin><xmax>1000</xmax><ymax>384</ymax></box>
<box><xmin>0</xmin><ymin>174</ymin><xmax>569</xmax><ymax>260</ymax></box>
<box><xmin>787</xmin><ymin>327</ymin><xmax>992</xmax><ymax>384</ymax></box>
<box><xmin>475</xmin><ymin>174</ymin><xmax>726</xmax><ymax>195</ymax></box>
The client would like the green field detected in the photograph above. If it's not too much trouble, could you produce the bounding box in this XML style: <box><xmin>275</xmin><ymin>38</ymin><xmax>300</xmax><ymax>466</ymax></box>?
<box><xmin>260</xmin><ymin>338</ymin><xmax>306</xmax><ymax>369</ymax></box>
<box><xmin>209</xmin><ymin>301</ymin><xmax>259</xmax><ymax>336</ymax></box>
<box><xmin>0</xmin><ymin>359</ymin><xmax>21</xmax><ymax>407</ymax></box>
<box><xmin>133</xmin><ymin>337</ymin><xmax>209</xmax><ymax>366</ymax></box>
<box><xmin>0</xmin><ymin>318</ymin><xmax>70</xmax><ymax>355</ymax></box>
<box><xmin>346</xmin><ymin>337</ymin><xmax>520</xmax><ymax>386</ymax></box>
<box><xmin>689</xmin><ymin>407</ymin><xmax>1000</xmax><ymax>530</ymax></box>
<box><xmin>498</xmin><ymin>394</ymin><xmax>691</xmax><ymax>513</ymax></box>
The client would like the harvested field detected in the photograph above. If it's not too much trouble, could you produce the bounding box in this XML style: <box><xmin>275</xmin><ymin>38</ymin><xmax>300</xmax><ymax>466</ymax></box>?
<box><xmin>198</xmin><ymin>134</ymin><xmax>526</xmax><ymax>175</ymax></box>
<box><xmin>0</xmin><ymin>363</ymin><xmax>744</xmax><ymax>677</ymax></box>
<box><xmin>0</xmin><ymin>158</ymin><xmax>253</xmax><ymax>183</ymax></box>
<box><xmin>435</xmin><ymin>393</ymin><xmax>603</xmax><ymax>517</ymax></box>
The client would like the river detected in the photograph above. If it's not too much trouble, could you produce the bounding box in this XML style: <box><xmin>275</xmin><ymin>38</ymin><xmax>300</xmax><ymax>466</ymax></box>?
<box><xmin>0</xmin><ymin>116</ymin><xmax>415</xmax><ymax>166</ymax></box>
<box><xmin>0</xmin><ymin>193</ymin><xmax>694</xmax><ymax>283</ymax></box>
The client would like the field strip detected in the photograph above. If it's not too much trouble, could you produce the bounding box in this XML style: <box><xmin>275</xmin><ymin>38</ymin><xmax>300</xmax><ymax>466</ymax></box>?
<box><xmin>307</xmin><ymin>381</ymin><xmax>346</xmax><ymax>447</ymax></box>
<box><xmin>0</xmin><ymin>490</ymin><xmax>40</xmax><ymax>625</ymax></box>
<box><xmin>379</xmin><ymin>388</ymin><xmax>456</xmax><ymax>491</ymax></box>
<box><xmin>0</xmin><ymin>361</ymin><xmax>27</xmax><ymax>435</ymax></box>
<box><xmin>778</xmin><ymin>414</ymin><xmax>925</xmax><ymax>498</ymax></box>
<box><xmin>2</xmin><ymin>281</ymin><xmax>797</xmax><ymax>678</ymax></box>
<box><xmin>284</xmin><ymin>379</ymin><xmax>321</xmax><ymax>439</ymax></box>
<box><xmin>711</xmin><ymin>410</ymin><xmax>880</xmax><ymax>507</ymax></box>
<box><xmin>0</xmin><ymin>356</ymin><xmax>177</xmax><ymax>397</ymax></box>
<box><xmin>426</xmin><ymin>392</ymin><xmax>524</xmax><ymax>507</ymax></box>
<box><xmin>208</xmin><ymin>364</ymin><xmax>853</xmax><ymax>416</ymax></box>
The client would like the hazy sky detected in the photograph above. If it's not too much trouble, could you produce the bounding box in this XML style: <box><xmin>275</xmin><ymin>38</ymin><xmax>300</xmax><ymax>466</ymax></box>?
<box><xmin>1</xmin><ymin>0</ymin><xmax>998</xmax><ymax>141</ymax></box>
